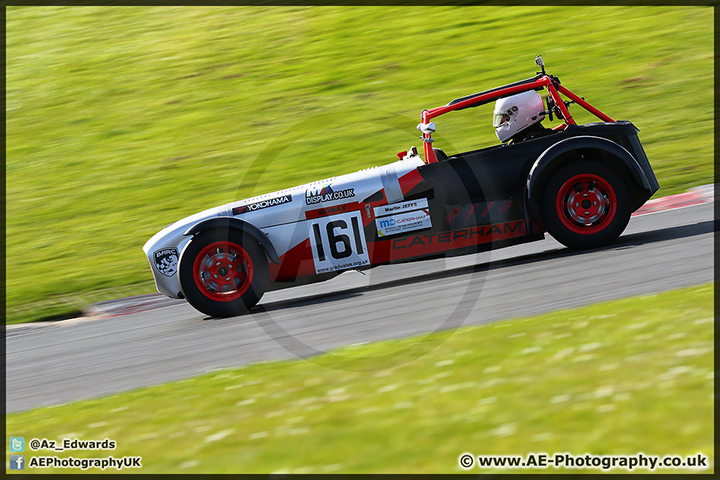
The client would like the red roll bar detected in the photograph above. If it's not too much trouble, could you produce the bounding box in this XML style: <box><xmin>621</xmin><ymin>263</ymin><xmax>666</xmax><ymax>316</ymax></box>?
<box><xmin>419</xmin><ymin>73</ymin><xmax>614</xmax><ymax>164</ymax></box>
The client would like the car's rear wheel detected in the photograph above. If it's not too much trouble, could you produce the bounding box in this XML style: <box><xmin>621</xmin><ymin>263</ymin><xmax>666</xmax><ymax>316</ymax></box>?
<box><xmin>179</xmin><ymin>229</ymin><xmax>268</xmax><ymax>317</ymax></box>
<box><xmin>541</xmin><ymin>159</ymin><xmax>631</xmax><ymax>249</ymax></box>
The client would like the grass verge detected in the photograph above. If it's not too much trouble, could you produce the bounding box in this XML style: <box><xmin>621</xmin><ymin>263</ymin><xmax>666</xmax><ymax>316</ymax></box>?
<box><xmin>6</xmin><ymin>283</ymin><xmax>713</xmax><ymax>474</ymax></box>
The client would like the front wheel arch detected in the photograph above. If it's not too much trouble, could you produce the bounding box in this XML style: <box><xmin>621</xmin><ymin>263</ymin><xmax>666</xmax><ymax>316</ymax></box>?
<box><xmin>184</xmin><ymin>217</ymin><xmax>279</xmax><ymax>264</ymax></box>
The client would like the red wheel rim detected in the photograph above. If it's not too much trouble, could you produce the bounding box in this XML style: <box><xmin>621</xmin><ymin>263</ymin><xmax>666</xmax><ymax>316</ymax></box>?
<box><xmin>555</xmin><ymin>174</ymin><xmax>617</xmax><ymax>235</ymax></box>
<box><xmin>193</xmin><ymin>241</ymin><xmax>254</xmax><ymax>302</ymax></box>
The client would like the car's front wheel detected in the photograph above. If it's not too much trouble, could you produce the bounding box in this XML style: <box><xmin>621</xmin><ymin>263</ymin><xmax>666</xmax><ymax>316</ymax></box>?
<box><xmin>179</xmin><ymin>229</ymin><xmax>268</xmax><ymax>317</ymax></box>
<box><xmin>541</xmin><ymin>159</ymin><xmax>631</xmax><ymax>249</ymax></box>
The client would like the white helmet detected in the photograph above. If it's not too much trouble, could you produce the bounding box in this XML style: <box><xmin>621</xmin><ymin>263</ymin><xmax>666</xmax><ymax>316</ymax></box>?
<box><xmin>493</xmin><ymin>90</ymin><xmax>546</xmax><ymax>142</ymax></box>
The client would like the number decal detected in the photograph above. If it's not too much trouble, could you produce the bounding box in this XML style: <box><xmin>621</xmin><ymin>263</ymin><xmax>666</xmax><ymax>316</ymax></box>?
<box><xmin>327</xmin><ymin>220</ymin><xmax>353</xmax><ymax>259</ymax></box>
<box><xmin>351</xmin><ymin>216</ymin><xmax>364</xmax><ymax>255</ymax></box>
<box><xmin>312</xmin><ymin>223</ymin><xmax>325</xmax><ymax>261</ymax></box>
<box><xmin>308</xmin><ymin>212</ymin><xmax>370</xmax><ymax>274</ymax></box>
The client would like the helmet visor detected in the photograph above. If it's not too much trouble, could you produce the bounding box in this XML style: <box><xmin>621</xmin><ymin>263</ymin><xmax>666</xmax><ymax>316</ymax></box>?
<box><xmin>493</xmin><ymin>112</ymin><xmax>511</xmax><ymax>128</ymax></box>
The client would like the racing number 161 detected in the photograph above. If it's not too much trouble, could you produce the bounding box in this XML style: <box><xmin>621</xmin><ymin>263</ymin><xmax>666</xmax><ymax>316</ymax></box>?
<box><xmin>312</xmin><ymin>217</ymin><xmax>363</xmax><ymax>260</ymax></box>
<box><xmin>309</xmin><ymin>212</ymin><xmax>370</xmax><ymax>272</ymax></box>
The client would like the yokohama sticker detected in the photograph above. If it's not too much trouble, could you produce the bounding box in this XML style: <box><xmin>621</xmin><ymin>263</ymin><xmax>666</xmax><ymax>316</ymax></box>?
<box><xmin>232</xmin><ymin>194</ymin><xmax>292</xmax><ymax>215</ymax></box>
<box><xmin>376</xmin><ymin>209</ymin><xmax>432</xmax><ymax>237</ymax></box>
<box><xmin>154</xmin><ymin>248</ymin><xmax>179</xmax><ymax>277</ymax></box>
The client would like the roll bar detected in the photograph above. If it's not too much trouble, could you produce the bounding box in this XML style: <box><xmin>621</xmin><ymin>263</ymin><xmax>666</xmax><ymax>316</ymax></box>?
<box><xmin>418</xmin><ymin>56</ymin><xmax>615</xmax><ymax>164</ymax></box>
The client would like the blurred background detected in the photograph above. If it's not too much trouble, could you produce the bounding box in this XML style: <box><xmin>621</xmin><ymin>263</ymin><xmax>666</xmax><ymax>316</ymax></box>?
<box><xmin>6</xmin><ymin>6</ymin><xmax>712</xmax><ymax>324</ymax></box>
<box><xmin>5</xmin><ymin>6</ymin><xmax>713</xmax><ymax>474</ymax></box>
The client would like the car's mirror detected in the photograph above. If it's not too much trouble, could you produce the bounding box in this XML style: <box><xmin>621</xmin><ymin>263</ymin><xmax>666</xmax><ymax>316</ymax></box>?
<box><xmin>417</xmin><ymin>122</ymin><xmax>436</xmax><ymax>135</ymax></box>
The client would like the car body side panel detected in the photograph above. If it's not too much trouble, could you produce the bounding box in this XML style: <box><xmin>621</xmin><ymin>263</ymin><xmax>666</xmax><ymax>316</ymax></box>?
<box><xmin>143</xmin><ymin>157</ymin><xmax>427</xmax><ymax>294</ymax></box>
<box><xmin>264</xmin><ymin>158</ymin><xmax>429</xmax><ymax>282</ymax></box>
<box><xmin>367</xmin><ymin>219</ymin><xmax>532</xmax><ymax>265</ymax></box>
<box><xmin>423</xmin><ymin>135</ymin><xmax>563</xmax><ymax>203</ymax></box>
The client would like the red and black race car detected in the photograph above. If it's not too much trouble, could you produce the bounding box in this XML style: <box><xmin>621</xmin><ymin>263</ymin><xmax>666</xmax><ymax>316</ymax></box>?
<box><xmin>144</xmin><ymin>56</ymin><xmax>660</xmax><ymax>318</ymax></box>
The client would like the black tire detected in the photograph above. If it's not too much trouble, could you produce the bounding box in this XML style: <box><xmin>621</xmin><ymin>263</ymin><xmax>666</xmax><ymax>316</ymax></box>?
<box><xmin>178</xmin><ymin>228</ymin><xmax>268</xmax><ymax>317</ymax></box>
<box><xmin>541</xmin><ymin>159</ymin><xmax>631</xmax><ymax>249</ymax></box>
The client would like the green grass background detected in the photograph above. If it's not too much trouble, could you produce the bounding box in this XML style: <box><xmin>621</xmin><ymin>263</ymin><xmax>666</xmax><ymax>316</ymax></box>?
<box><xmin>6</xmin><ymin>6</ymin><xmax>713</xmax><ymax>323</ymax></box>
<box><xmin>6</xmin><ymin>283</ymin><xmax>713</xmax><ymax>473</ymax></box>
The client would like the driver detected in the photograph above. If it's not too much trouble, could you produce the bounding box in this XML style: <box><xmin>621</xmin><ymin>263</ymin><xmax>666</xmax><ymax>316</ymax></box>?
<box><xmin>493</xmin><ymin>90</ymin><xmax>554</xmax><ymax>144</ymax></box>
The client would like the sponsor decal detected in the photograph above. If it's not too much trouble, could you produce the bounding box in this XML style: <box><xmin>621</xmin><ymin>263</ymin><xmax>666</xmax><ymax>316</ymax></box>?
<box><xmin>445</xmin><ymin>200</ymin><xmax>516</xmax><ymax>228</ymax></box>
<box><xmin>305</xmin><ymin>183</ymin><xmax>355</xmax><ymax>205</ymax></box>
<box><xmin>446</xmin><ymin>206</ymin><xmax>460</xmax><ymax>224</ymax></box>
<box><xmin>374</xmin><ymin>198</ymin><xmax>429</xmax><ymax>217</ymax></box>
<box><xmin>153</xmin><ymin>248</ymin><xmax>179</xmax><ymax>277</ymax></box>
<box><xmin>305</xmin><ymin>202</ymin><xmax>363</xmax><ymax>219</ymax></box>
<box><xmin>308</xmin><ymin>211</ymin><xmax>370</xmax><ymax>274</ymax></box>
<box><xmin>498</xmin><ymin>199</ymin><xmax>513</xmax><ymax>214</ymax></box>
<box><xmin>392</xmin><ymin>220</ymin><xmax>525</xmax><ymax>250</ymax></box>
<box><xmin>464</xmin><ymin>203</ymin><xmax>479</xmax><ymax>222</ymax></box>
<box><xmin>376</xmin><ymin>209</ymin><xmax>432</xmax><ymax>237</ymax></box>
<box><xmin>481</xmin><ymin>201</ymin><xmax>495</xmax><ymax>218</ymax></box>
<box><xmin>232</xmin><ymin>194</ymin><xmax>292</xmax><ymax>215</ymax></box>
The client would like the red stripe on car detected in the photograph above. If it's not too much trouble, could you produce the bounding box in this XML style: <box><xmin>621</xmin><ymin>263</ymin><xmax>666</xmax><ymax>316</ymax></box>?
<box><xmin>368</xmin><ymin>220</ymin><xmax>527</xmax><ymax>263</ymax></box>
<box><xmin>268</xmin><ymin>239</ymin><xmax>317</xmax><ymax>282</ymax></box>
<box><xmin>398</xmin><ymin>169</ymin><xmax>424</xmax><ymax>195</ymax></box>
<box><xmin>305</xmin><ymin>202</ymin><xmax>364</xmax><ymax>219</ymax></box>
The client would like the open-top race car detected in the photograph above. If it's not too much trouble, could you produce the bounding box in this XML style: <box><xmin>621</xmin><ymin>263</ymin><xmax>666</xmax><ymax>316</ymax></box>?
<box><xmin>144</xmin><ymin>56</ymin><xmax>659</xmax><ymax>318</ymax></box>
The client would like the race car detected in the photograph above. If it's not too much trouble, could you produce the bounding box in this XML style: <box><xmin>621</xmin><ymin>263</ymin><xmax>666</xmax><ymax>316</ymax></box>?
<box><xmin>143</xmin><ymin>56</ymin><xmax>659</xmax><ymax>318</ymax></box>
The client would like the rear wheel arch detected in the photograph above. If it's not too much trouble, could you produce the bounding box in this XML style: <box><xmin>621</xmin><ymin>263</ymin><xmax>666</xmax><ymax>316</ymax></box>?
<box><xmin>526</xmin><ymin>136</ymin><xmax>651</xmax><ymax>212</ymax></box>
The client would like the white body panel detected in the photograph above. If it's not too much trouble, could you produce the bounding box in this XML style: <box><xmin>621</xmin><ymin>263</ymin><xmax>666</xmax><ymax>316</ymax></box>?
<box><xmin>143</xmin><ymin>156</ymin><xmax>425</xmax><ymax>299</ymax></box>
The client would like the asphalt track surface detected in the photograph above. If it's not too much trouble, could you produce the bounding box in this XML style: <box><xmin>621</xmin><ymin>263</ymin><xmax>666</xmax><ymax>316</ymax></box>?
<box><xmin>6</xmin><ymin>200</ymin><xmax>713</xmax><ymax>413</ymax></box>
